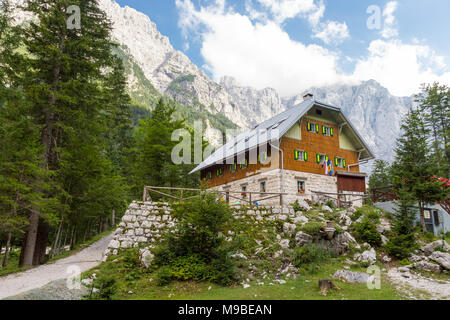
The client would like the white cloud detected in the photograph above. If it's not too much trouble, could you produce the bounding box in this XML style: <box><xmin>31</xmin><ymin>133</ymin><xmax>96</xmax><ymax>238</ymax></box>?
<box><xmin>381</xmin><ymin>1</ymin><xmax>398</xmax><ymax>39</ymax></box>
<box><xmin>353</xmin><ymin>39</ymin><xmax>450</xmax><ymax>96</ymax></box>
<box><xmin>176</xmin><ymin>0</ymin><xmax>345</xmax><ymax>97</ymax></box>
<box><xmin>176</xmin><ymin>0</ymin><xmax>450</xmax><ymax>97</ymax></box>
<box><xmin>313</xmin><ymin>21</ymin><xmax>349</xmax><ymax>45</ymax></box>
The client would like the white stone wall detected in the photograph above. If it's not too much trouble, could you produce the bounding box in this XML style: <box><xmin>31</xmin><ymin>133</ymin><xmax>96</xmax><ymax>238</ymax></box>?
<box><xmin>210</xmin><ymin>169</ymin><xmax>339</xmax><ymax>206</ymax></box>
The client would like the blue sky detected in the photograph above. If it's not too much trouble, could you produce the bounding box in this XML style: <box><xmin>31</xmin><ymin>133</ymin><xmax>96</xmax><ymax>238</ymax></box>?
<box><xmin>116</xmin><ymin>0</ymin><xmax>450</xmax><ymax>97</ymax></box>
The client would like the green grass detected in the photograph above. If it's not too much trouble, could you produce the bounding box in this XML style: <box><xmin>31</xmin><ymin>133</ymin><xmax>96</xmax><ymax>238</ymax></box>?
<box><xmin>0</xmin><ymin>250</ymin><xmax>25</xmax><ymax>277</ymax></box>
<box><xmin>83</xmin><ymin>251</ymin><xmax>405</xmax><ymax>300</ymax></box>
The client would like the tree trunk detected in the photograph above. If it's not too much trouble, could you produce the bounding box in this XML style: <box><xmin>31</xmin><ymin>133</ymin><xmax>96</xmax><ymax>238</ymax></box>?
<box><xmin>112</xmin><ymin>210</ymin><xmax>115</xmax><ymax>227</ymax></box>
<box><xmin>102</xmin><ymin>216</ymin><xmax>108</xmax><ymax>232</ymax></box>
<box><xmin>418</xmin><ymin>202</ymin><xmax>428</xmax><ymax>233</ymax></box>
<box><xmin>69</xmin><ymin>226</ymin><xmax>77</xmax><ymax>251</ymax></box>
<box><xmin>50</xmin><ymin>218</ymin><xmax>64</xmax><ymax>258</ymax></box>
<box><xmin>21</xmin><ymin>209</ymin><xmax>40</xmax><ymax>267</ymax></box>
<box><xmin>2</xmin><ymin>231</ymin><xmax>12</xmax><ymax>268</ymax></box>
<box><xmin>32</xmin><ymin>219</ymin><xmax>49</xmax><ymax>265</ymax></box>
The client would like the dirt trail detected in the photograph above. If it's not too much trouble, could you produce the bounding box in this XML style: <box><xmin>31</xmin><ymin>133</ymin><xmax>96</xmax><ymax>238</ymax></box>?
<box><xmin>387</xmin><ymin>268</ymin><xmax>450</xmax><ymax>300</ymax></box>
<box><xmin>0</xmin><ymin>233</ymin><xmax>113</xmax><ymax>300</ymax></box>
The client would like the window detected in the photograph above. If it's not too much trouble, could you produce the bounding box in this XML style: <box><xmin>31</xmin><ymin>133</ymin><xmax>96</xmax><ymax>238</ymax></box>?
<box><xmin>294</xmin><ymin>149</ymin><xmax>308</xmax><ymax>162</ymax></box>
<box><xmin>258</xmin><ymin>151</ymin><xmax>268</xmax><ymax>164</ymax></box>
<box><xmin>424</xmin><ymin>210</ymin><xmax>431</xmax><ymax>220</ymax></box>
<box><xmin>297</xmin><ymin>181</ymin><xmax>306</xmax><ymax>194</ymax></box>
<box><xmin>316</xmin><ymin>153</ymin><xmax>328</xmax><ymax>164</ymax></box>
<box><xmin>334</xmin><ymin>157</ymin><xmax>346</xmax><ymax>168</ymax></box>
<box><xmin>206</xmin><ymin>172</ymin><xmax>212</xmax><ymax>180</ymax></box>
<box><xmin>433</xmin><ymin>210</ymin><xmax>440</xmax><ymax>226</ymax></box>
<box><xmin>306</xmin><ymin>121</ymin><xmax>319</xmax><ymax>134</ymax></box>
<box><xmin>230</xmin><ymin>163</ymin><xmax>237</xmax><ymax>173</ymax></box>
<box><xmin>260</xmin><ymin>181</ymin><xmax>266</xmax><ymax>193</ymax></box>
<box><xmin>239</xmin><ymin>159</ymin><xmax>248</xmax><ymax>169</ymax></box>
<box><xmin>241</xmin><ymin>185</ymin><xmax>247</xmax><ymax>199</ymax></box>
<box><xmin>322</xmin><ymin>125</ymin><xmax>334</xmax><ymax>137</ymax></box>
<box><xmin>217</xmin><ymin>168</ymin><xmax>223</xmax><ymax>177</ymax></box>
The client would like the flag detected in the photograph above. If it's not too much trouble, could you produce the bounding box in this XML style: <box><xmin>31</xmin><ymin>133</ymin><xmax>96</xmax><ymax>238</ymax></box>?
<box><xmin>327</xmin><ymin>159</ymin><xmax>334</xmax><ymax>176</ymax></box>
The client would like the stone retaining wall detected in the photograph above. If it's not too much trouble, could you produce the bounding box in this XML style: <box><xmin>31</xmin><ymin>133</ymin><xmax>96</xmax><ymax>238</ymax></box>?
<box><xmin>103</xmin><ymin>199</ymin><xmax>311</xmax><ymax>260</ymax></box>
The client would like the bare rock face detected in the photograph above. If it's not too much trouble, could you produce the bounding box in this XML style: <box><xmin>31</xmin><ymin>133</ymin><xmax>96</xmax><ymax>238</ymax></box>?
<box><xmin>429</xmin><ymin>252</ymin><xmax>450</xmax><ymax>270</ymax></box>
<box><xmin>413</xmin><ymin>261</ymin><xmax>441</xmax><ymax>273</ymax></box>
<box><xmin>421</xmin><ymin>240</ymin><xmax>450</xmax><ymax>255</ymax></box>
<box><xmin>295</xmin><ymin>231</ymin><xmax>313</xmax><ymax>246</ymax></box>
<box><xmin>333</xmin><ymin>270</ymin><xmax>369</xmax><ymax>284</ymax></box>
<box><xmin>354</xmin><ymin>248</ymin><xmax>377</xmax><ymax>265</ymax></box>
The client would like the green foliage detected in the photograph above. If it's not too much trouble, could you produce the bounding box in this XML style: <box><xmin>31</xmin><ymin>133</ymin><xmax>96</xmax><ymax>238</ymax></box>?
<box><xmin>385</xmin><ymin>191</ymin><xmax>419</xmax><ymax>259</ymax></box>
<box><xmin>292</xmin><ymin>245</ymin><xmax>334</xmax><ymax>274</ymax></box>
<box><xmin>92</xmin><ymin>275</ymin><xmax>118</xmax><ymax>300</ymax></box>
<box><xmin>300</xmin><ymin>221</ymin><xmax>324</xmax><ymax>236</ymax></box>
<box><xmin>351</xmin><ymin>209</ymin><xmax>364</xmax><ymax>222</ymax></box>
<box><xmin>368</xmin><ymin>160</ymin><xmax>392</xmax><ymax>192</ymax></box>
<box><xmin>353</xmin><ymin>217</ymin><xmax>382</xmax><ymax>247</ymax></box>
<box><xmin>154</xmin><ymin>192</ymin><xmax>235</xmax><ymax>286</ymax></box>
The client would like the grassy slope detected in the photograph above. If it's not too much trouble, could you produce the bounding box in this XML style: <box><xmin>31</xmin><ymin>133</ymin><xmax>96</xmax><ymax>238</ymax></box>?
<box><xmin>84</xmin><ymin>254</ymin><xmax>403</xmax><ymax>300</ymax></box>
<box><xmin>82</xmin><ymin>205</ymin><xmax>410</xmax><ymax>300</ymax></box>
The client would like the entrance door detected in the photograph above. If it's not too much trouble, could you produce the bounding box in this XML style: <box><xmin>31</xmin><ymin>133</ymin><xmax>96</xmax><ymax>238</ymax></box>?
<box><xmin>423</xmin><ymin>209</ymin><xmax>434</xmax><ymax>234</ymax></box>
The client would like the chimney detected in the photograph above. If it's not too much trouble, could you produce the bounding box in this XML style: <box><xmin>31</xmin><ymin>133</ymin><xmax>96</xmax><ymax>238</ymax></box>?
<box><xmin>303</xmin><ymin>93</ymin><xmax>313</xmax><ymax>101</ymax></box>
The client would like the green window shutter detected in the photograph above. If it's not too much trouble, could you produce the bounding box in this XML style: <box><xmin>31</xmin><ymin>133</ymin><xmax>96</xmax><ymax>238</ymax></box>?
<box><xmin>304</xmin><ymin>151</ymin><xmax>308</xmax><ymax>162</ymax></box>
<box><xmin>343</xmin><ymin>159</ymin><xmax>346</xmax><ymax>168</ymax></box>
<box><xmin>322</xmin><ymin>125</ymin><xmax>325</xmax><ymax>135</ymax></box>
<box><xmin>307</xmin><ymin>121</ymin><xmax>311</xmax><ymax>132</ymax></box>
<box><xmin>316</xmin><ymin>154</ymin><xmax>320</xmax><ymax>163</ymax></box>
<box><xmin>335</xmin><ymin>157</ymin><xmax>338</xmax><ymax>167</ymax></box>
<box><xmin>330</xmin><ymin>127</ymin><xmax>334</xmax><ymax>136</ymax></box>
<box><xmin>294</xmin><ymin>150</ymin><xmax>299</xmax><ymax>160</ymax></box>
<box><xmin>325</xmin><ymin>155</ymin><xmax>329</xmax><ymax>162</ymax></box>
<box><xmin>315</xmin><ymin>124</ymin><xmax>319</xmax><ymax>133</ymax></box>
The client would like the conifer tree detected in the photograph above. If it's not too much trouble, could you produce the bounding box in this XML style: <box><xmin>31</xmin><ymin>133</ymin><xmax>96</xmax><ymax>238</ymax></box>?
<box><xmin>368</xmin><ymin>160</ymin><xmax>392</xmax><ymax>192</ymax></box>
<box><xmin>391</xmin><ymin>109</ymin><xmax>449</xmax><ymax>233</ymax></box>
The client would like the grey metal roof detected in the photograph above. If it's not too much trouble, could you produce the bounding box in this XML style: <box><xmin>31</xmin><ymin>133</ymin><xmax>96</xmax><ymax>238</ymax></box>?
<box><xmin>190</xmin><ymin>99</ymin><xmax>374</xmax><ymax>174</ymax></box>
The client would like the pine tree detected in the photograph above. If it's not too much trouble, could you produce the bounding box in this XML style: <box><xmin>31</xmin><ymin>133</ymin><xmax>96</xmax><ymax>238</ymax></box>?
<box><xmin>416</xmin><ymin>83</ymin><xmax>450</xmax><ymax>178</ymax></box>
<box><xmin>18</xmin><ymin>0</ymin><xmax>125</xmax><ymax>266</ymax></box>
<box><xmin>368</xmin><ymin>160</ymin><xmax>392</xmax><ymax>192</ymax></box>
<box><xmin>385</xmin><ymin>187</ymin><xmax>418</xmax><ymax>259</ymax></box>
<box><xmin>391</xmin><ymin>109</ymin><xmax>449</xmax><ymax>233</ymax></box>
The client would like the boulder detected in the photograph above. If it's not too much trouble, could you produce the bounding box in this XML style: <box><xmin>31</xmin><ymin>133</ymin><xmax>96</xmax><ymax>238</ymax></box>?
<box><xmin>295</xmin><ymin>231</ymin><xmax>313</xmax><ymax>246</ymax></box>
<box><xmin>108</xmin><ymin>239</ymin><xmax>120</xmax><ymax>249</ymax></box>
<box><xmin>315</xmin><ymin>233</ymin><xmax>350</xmax><ymax>255</ymax></box>
<box><xmin>231</xmin><ymin>253</ymin><xmax>248</xmax><ymax>260</ymax></box>
<box><xmin>333</xmin><ymin>270</ymin><xmax>369</xmax><ymax>284</ymax></box>
<box><xmin>354</xmin><ymin>248</ymin><xmax>376</xmax><ymax>265</ymax></box>
<box><xmin>283</xmin><ymin>222</ymin><xmax>296</xmax><ymax>236</ymax></box>
<box><xmin>421</xmin><ymin>240</ymin><xmax>450</xmax><ymax>255</ymax></box>
<box><xmin>293</xmin><ymin>216</ymin><xmax>309</xmax><ymax>224</ymax></box>
<box><xmin>381</xmin><ymin>235</ymin><xmax>389</xmax><ymax>246</ymax></box>
<box><xmin>280</xmin><ymin>239</ymin><xmax>290</xmax><ymax>250</ymax></box>
<box><xmin>140</xmin><ymin>249</ymin><xmax>154</xmax><ymax>268</ymax></box>
<box><xmin>322</xmin><ymin>205</ymin><xmax>333</xmax><ymax>213</ymax></box>
<box><xmin>294</xmin><ymin>199</ymin><xmax>311</xmax><ymax>211</ymax></box>
<box><xmin>413</xmin><ymin>261</ymin><xmax>441</xmax><ymax>273</ymax></box>
<box><xmin>429</xmin><ymin>251</ymin><xmax>450</xmax><ymax>270</ymax></box>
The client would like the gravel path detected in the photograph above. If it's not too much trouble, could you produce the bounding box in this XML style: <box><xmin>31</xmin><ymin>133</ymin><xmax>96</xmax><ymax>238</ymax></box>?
<box><xmin>0</xmin><ymin>233</ymin><xmax>113</xmax><ymax>300</ymax></box>
<box><xmin>387</xmin><ymin>268</ymin><xmax>450</xmax><ymax>300</ymax></box>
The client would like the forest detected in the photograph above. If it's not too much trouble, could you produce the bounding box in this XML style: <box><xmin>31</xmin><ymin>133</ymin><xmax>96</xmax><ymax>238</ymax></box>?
<box><xmin>0</xmin><ymin>0</ymin><xmax>199</xmax><ymax>270</ymax></box>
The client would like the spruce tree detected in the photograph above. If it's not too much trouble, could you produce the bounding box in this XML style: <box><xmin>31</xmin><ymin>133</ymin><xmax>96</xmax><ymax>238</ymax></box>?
<box><xmin>368</xmin><ymin>160</ymin><xmax>392</xmax><ymax>192</ymax></box>
<box><xmin>391</xmin><ymin>109</ymin><xmax>449</xmax><ymax>233</ymax></box>
<box><xmin>18</xmin><ymin>0</ymin><xmax>126</xmax><ymax>265</ymax></box>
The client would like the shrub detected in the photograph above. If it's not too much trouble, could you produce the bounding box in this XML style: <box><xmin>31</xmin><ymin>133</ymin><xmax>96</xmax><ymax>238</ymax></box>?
<box><xmin>353</xmin><ymin>218</ymin><xmax>382</xmax><ymax>247</ymax></box>
<box><xmin>385</xmin><ymin>234</ymin><xmax>418</xmax><ymax>259</ymax></box>
<box><xmin>300</xmin><ymin>221</ymin><xmax>323</xmax><ymax>236</ymax></box>
<box><xmin>154</xmin><ymin>192</ymin><xmax>235</xmax><ymax>285</ymax></box>
<box><xmin>325</xmin><ymin>200</ymin><xmax>335</xmax><ymax>209</ymax></box>
<box><xmin>92</xmin><ymin>275</ymin><xmax>118</xmax><ymax>300</ymax></box>
<box><xmin>156</xmin><ymin>266</ymin><xmax>173</xmax><ymax>286</ymax></box>
<box><xmin>351</xmin><ymin>209</ymin><xmax>364</xmax><ymax>222</ymax></box>
<box><xmin>293</xmin><ymin>245</ymin><xmax>332</xmax><ymax>274</ymax></box>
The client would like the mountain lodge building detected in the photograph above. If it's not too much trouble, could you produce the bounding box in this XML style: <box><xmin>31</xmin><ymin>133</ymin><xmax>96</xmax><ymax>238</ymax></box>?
<box><xmin>190</xmin><ymin>94</ymin><xmax>375</xmax><ymax>206</ymax></box>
